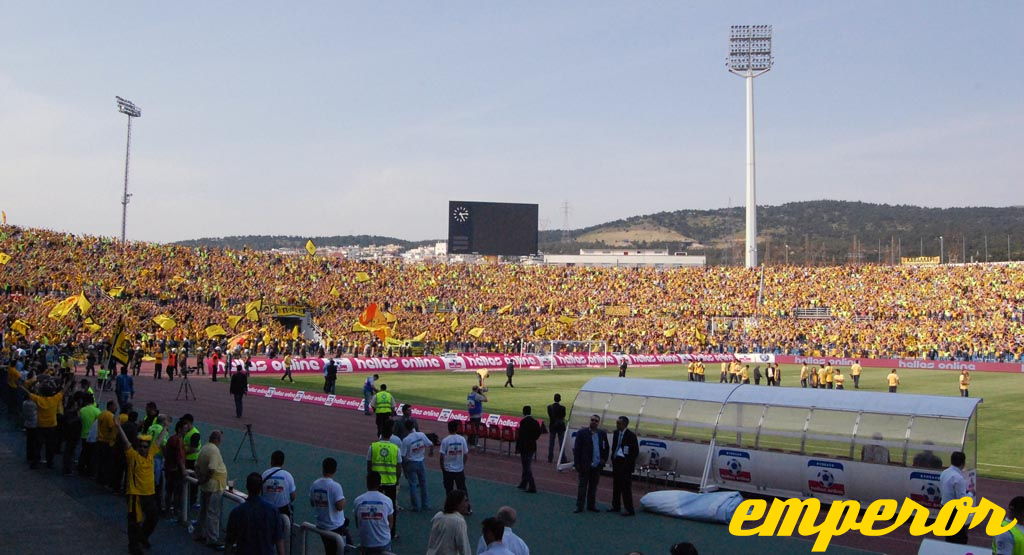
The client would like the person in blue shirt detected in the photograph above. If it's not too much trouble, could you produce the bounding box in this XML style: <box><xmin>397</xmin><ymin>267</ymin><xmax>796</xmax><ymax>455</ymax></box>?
<box><xmin>115</xmin><ymin>366</ymin><xmax>134</xmax><ymax>410</ymax></box>
<box><xmin>225</xmin><ymin>472</ymin><xmax>285</xmax><ymax>555</ymax></box>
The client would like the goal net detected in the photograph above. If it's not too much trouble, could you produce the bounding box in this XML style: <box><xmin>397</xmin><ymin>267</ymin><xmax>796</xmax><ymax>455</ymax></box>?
<box><xmin>521</xmin><ymin>339</ymin><xmax>609</xmax><ymax>369</ymax></box>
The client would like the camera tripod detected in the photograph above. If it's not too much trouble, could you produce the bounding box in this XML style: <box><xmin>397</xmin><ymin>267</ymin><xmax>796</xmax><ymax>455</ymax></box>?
<box><xmin>175</xmin><ymin>372</ymin><xmax>197</xmax><ymax>401</ymax></box>
<box><xmin>234</xmin><ymin>423</ymin><xmax>258</xmax><ymax>462</ymax></box>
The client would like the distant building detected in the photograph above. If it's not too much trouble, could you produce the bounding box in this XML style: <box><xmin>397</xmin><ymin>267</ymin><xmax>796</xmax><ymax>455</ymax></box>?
<box><xmin>543</xmin><ymin>248</ymin><xmax>705</xmax><ymax>268</ymax></box>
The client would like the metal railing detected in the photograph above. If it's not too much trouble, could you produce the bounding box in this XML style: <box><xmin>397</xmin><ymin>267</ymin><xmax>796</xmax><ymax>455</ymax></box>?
<box><xmin>181</xmin><ymin>470</ymin><xmax>294</xmax><ymax>553</ymax></box>
<box><xmin>299</xmin><ymin>521</ymin><xmax>346</xmax><ymax>554</ymax></box>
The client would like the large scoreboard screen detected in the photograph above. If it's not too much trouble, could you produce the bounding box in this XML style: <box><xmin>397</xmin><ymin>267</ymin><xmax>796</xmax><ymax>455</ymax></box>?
<box><xmin>447</xmin><ymin>201</ymin><xmax>539</xmax><ymax>256</ymax></box>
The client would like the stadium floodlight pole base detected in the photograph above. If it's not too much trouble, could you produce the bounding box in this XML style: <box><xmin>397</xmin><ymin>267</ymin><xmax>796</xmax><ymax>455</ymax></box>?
<box><xmin>234</xmin><ymin>423</ymin><xmax>258</xmax><ymax>462</ymax></box>
<box><xmin>175</xmin><ymin>373</ymin><xmax>197</xmax><ymax>401</ymax></box>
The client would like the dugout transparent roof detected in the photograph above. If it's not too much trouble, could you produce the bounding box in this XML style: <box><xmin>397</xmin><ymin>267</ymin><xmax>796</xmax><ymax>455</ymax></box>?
<box><xmin>573</xmin><ymin>377</ymin><xmax>981</xmax><ymax>466</ymax></box>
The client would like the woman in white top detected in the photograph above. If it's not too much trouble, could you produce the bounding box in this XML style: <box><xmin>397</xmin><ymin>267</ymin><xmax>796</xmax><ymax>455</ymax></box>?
<box><xmin>426</xmin><ymin>489</ymin><xmax>472</xmax><ymax>555</ymax></box>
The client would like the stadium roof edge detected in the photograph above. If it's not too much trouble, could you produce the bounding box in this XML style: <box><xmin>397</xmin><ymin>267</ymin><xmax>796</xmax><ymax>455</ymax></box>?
<box><xmin>579</xmin><ymin>377</ymin><xmax>981</xmax><ymax>420</ymax></box>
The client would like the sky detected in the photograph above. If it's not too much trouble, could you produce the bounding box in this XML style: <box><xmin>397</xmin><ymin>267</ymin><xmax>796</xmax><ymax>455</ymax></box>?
<box><xmin>1</xmin><ymin>1</ymin><xmax>1022</xmax><ymax>243</ymax></box>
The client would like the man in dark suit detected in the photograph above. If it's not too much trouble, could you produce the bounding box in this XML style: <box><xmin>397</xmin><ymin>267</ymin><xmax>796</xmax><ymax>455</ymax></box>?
<box><xmin>546</xmin><ymin>394</ymin><xmax>567</xmax><ymax>463</ymax></box>
<box><xmin>229</xmin><ymin>367</ymin><xmax>248</xmax><ymax>418</ymax></box>
<box><xmin>516</xmin><ymin>406</ymin><xmax>541</xmax><ymax>493</ymax></box>
<box><xmin>609</xmin><ymin>416</ymin><xmax>640</xmax><ymax>516</ymax></box>
<box><xmin>572</xmin><ymin>414</ymin><xmax>609</xmax><ymax>513</ymax></box>
<box><xmin>504</xmin><ymin>360</ymin><xmax>515</xmax><ymax>388</ymax></box>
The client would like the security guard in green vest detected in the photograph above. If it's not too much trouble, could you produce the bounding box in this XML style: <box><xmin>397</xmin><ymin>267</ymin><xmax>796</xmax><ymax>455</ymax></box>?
<box><xmin>371</xmin><ymin>384</ymin><xmax>395</xmax><ymax>438</ymax></box>
<box><xmin>97</xmin><ymin>366</ymin><xmax>112</xmax><ymax>391</ymax></box>
<box><xmin>994</xmin><ymin>496</ymin><xmax>1024</xmax><ymax>555</ymax></box>
<box><xmin>181</xmin><ymin>413</ymin><xmax>202</xmax><ymax>469</ymax></box>
<box><xmin>366</xmin><ymin>419</ymin><xmax>402</xmax><ymax>539</ymax></box>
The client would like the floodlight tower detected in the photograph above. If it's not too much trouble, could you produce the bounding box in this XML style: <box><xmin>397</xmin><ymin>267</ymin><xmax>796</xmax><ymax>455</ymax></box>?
<box><xmin>115</xmin><ymin>96</ymin><xmax>142</xmax><ymax>242</ymax></box>
<box><xmin>727</xmin><ymin>25</ymin><xmax>773</xmax><ymax>268</ymax></box>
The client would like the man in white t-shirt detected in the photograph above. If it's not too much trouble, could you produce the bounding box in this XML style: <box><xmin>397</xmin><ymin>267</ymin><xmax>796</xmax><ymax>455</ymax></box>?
<box><xmin>439</xmin><ymin>420</ymin><xmax>470</xmax><ymax>497</ymax></box>
<box><xmin>401</xmin><ymin>419</ymin><xmax>432</xmax><ymax>512</ymax></box>
<box><xmin>261</xmin><ymin>450</ymin><xmax>297</xmax><ymax>516</ymax></box>
<box><xmin>354</xmin><ymin>471</ymin><xmax>395</xmax><ymax>554</ymax></box>
<box><xmin>309</xmin><ymin>457</ymin><xmax>351</xmax><ymax>555</ymax></box>
<box><xmin>479</xmin><ymin>517</ymin><xmax>516</xmax><ymax>555</ymax></box>
<box><xmin>476</xmin><ymin>506</ymin><xmax>530</xmax><ymax>555</ymax></box>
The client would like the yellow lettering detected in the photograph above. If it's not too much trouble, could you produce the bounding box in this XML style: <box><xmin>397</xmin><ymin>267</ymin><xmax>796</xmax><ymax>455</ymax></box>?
<box><xmin>968</xmin><ymin>498</ymin><xmax>1016</xmax><ymax>536</ymax></box>
<box><xmin>761</xmin><ymin>498</ymin><xmax>822</xmax><ymax>536</ymax></box>
<box><xmin>727</xmin><ymin>496</ymin><xmax>1009</xmax><ymax>551</ymax></box>
<box><xmin>897</xmin><ymin>498</ymin><xmax>934</xmax><ymax>536</ymax></box>
<box><xmin>856</xmin><ymin>499</ymin><xmax>899</xmax><ymax>535</ymax></box>
<box><xmin>728</xmin><ymin>500</ymin><xmax>768</xmax><ymax>536</ymax></box>
<box><xmin>928</xmin><ymin>498</ymin><xmax>971</xmax><ymax>537</ymax></box>
<box><xmin>800</xmin><ymin>501</ymin><xmax>860</xmax><ymax>552</ymax></box>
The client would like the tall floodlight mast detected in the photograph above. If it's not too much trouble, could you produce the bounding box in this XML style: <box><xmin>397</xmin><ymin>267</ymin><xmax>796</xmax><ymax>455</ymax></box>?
<box><xmin>115</xmin><ymin>96</ymin><xmax>142</xmax><ymax>242</ymax></box>
<box><xmin>727</xmin><ymin>25</ymin><xmax>773</xmax><ymax>268</ymax></box>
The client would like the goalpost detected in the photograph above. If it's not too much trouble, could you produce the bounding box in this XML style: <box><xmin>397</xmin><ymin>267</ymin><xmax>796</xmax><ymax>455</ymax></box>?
<box><xmin>521</xmin><ymin>339</ymin><xmax>609</xmax><ymax>369</ymax></box>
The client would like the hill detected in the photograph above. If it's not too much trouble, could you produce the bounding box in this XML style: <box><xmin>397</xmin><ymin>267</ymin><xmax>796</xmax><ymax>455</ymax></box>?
<box><xmin>173</xmin><ymin>234</ymin><xmax>436</xmax><ymax>250</ymax></box>
<box><xmin>174</xmin><ymin>201</ymin><xmax>1024</xmax><ymax>265</ymax></box>
<box><xmin>540</xmin><ymin>201</ymin><xmax>1024</xmax><ymax>265</ymax></box>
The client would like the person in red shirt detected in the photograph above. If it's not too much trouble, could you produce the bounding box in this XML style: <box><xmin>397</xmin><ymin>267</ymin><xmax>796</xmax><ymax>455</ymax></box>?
<box><xmin>163</xmin><ymin>419</ymin><xmax>188</xmax><ymax>518</ymax></box>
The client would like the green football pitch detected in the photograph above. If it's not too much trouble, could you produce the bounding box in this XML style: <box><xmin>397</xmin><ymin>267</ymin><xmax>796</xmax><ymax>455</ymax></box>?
<box><xmin>250</xmin><ymin>364</ymin><xmax>1024</xmax><ymax>481</ymax></box>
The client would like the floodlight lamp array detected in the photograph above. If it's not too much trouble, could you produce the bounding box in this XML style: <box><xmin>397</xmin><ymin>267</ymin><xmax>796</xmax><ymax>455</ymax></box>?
<box><xmin>116</xmin><ymin>96</ymin><xmax>141</xmax><ymax>117</ymax></box>
<box><xmin>727</xmin><ymin>25</ymin><xmax>773</xmax><ymax>73</ymax></box>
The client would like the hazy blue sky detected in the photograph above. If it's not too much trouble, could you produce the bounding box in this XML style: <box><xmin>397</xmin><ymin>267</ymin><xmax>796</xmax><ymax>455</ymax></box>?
<box><xmin>2</xmin><ymin>2</ymin><xmax>1021</xmax><ymax>242</ymax></box>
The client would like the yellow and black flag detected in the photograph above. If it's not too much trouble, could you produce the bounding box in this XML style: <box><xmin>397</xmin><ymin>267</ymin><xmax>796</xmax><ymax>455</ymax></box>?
<box><xmin>111</xmin><ymin>324</ymin><xmax>131</xmax><ymax>366</ymax></box>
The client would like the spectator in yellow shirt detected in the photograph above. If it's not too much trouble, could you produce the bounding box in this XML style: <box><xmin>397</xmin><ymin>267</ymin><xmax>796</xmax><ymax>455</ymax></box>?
<box><xmin>115</xmin><ymin>417</ymin><xmax>168</xmax><ymax>554</ymax></box>
<box><xmin>850</xmin><ymin>361</ymin><xmax>862</xmax><ymax>389</ymax></box>
<box><xmin>958</xmin><ymin>370</ymin><xmax>970</xmax><ymax>397</ymax></box>
<box><xmin>194</xmin><ymin>430</ymin><xmax>228</xmax><ymax>548</ymax></box>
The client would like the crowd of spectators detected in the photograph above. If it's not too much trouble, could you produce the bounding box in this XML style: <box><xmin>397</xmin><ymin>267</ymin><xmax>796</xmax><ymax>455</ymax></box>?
<box><xmin>3</xmin><ymin>225</ymin><xmax>1024</xmax><ymax>363</ymax></box>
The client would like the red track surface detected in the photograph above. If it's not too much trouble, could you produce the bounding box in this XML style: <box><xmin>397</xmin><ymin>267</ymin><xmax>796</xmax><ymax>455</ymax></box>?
<box><xmin>114</xmin><ymin>362</ymin><xmax>1013</xmax><ymax>555</ymax></box>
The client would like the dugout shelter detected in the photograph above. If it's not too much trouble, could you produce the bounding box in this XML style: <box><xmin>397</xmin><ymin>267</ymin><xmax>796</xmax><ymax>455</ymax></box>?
<box><xmin>559</xmin><ymin>377</ymin><xmax>981</xmax><ymax>509</ymax></box>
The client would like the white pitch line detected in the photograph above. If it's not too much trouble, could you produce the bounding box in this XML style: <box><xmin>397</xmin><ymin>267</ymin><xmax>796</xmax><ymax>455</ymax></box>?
<box><xmin>974</xmin><ymin>464</ymin><xmax>1024</xmax><ymax>471</ymax></box>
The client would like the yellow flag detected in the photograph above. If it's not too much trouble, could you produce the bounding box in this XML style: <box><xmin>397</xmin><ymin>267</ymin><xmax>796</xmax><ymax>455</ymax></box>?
<box><xmin>450</xmin><ymin>316</ymin><xmax>460</xmax><ymax>332</ymax></box>
<box><xmin>47</xmin><ymin>295</ymin><xmax>78</xmax><ymax>319</ymax></box>
<box><xmin>108</xmin><ymin>286</ymin><xmax>124</xmax><ymax>298</ymax></box>
<box><xmin>76</xmin><ymin>292</ymin><xmax>92</xmax><ymax>316</ymax></box>
<box><xmin>411</xmin><ymin>331</ymin><xmax>427</xmax><ymax>342</ymax></box>
<box><xmin>533</xmin><ymin>326</ymin><xmax>547</xmax><ymax>338</ymax></box>
<box><xmin>355</xmin><ymin>272</ymin><xmax>371</xmax><ymax>283</ymax></box>
<box><xmin>111</xmin><ymin>325</ymin><xmax>131</xmax><ymax>364</ymax></box>
<box><xmin>11</xmin><ymin>319</ymin><xmax>30</xmax><ymax>336</ymax></box>
<box><xmin>468</xmin><ymin>327</ymin><xmax>484</xmax><ymax>338</ymax></box>
<box><xmin>205</xmin><ymin>324</ymin><xmax>228</xmax><ymax>339</ymax></box>
<box><xmin>245</xmin><ymin>299</ymin><xmax>262</xmax><ymax>314</ymax></box>
<box><xmin>0</xmin><ymin>252</ymin><xmax>11</xmax><ymax>265</ymax></box>
<box><xmin>85</xmin><ymin>322</ymin><xmax>102</xmax><ymax>333</ymax></box>
<box><xmin>329</xmin><ymin>286</ymin><xmax>341</xmax><ymax>298</ymax></box>
<box><xmin>227</xmin><ymin>315</ymin><xmax>242</xmax><ymax>329</ymax></box>
<box><xmin>385</xmin><ymin>336</ymin><xmax>404</xmax><ymax>347</ymax></box>
<box><xmin>153</xmin><ymin>314</ymin><xmax>177</xmax><ymax>331</ymax></box>
<box><xmin>383</xmin><ymin>311</ymin><xmax>397</xmax><ymax>324</ymax></box>
<box><xmin>694</xmin><ymin>327</ymin><xmax>707</xmax><ymax>344</ymax></box>
<box><xmin>557</xmin><ymin>315</ymin><xmax>578</xmax><ymax>326</ymax></box>
<box><xmin>663</xmin><ymin>326</ymin><xmax>678</xmax><ymax>338</ymax></box>
<box><xmin>305</xmin><ymin>239</ymin><xmax>317</xmax><ymax>256</ymax></box>
<box><xmin>497</xmin><ymin>304</ymin><xmax>512</xmax><ymax>315</ymax></box>
<box><xmin>292</xmin><ymin>325</ymin><xmax>300</xmax><ymax>340</ymax></box>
